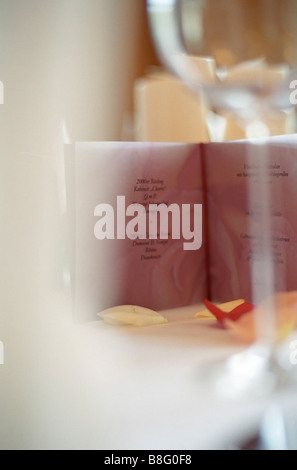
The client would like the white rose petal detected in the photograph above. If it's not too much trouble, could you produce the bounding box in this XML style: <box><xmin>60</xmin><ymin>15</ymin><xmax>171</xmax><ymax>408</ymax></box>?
<box><xmin>98</xmin><ymin>305</ymin><xmax>168</xmax><ymax>327</ymax></box>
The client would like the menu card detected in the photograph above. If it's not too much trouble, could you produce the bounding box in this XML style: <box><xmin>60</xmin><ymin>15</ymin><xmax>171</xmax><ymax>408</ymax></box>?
<box><xmin>65</xmin><ymin>136</ymin><xmax>297</xmax><ymax>321</ymax></box>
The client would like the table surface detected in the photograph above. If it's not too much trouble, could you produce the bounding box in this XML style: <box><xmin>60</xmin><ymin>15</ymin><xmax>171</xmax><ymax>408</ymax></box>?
<box><xmin>1</xmin><ymin>285</ymin><xmax>296</xmax><ymax>451</ymax></box>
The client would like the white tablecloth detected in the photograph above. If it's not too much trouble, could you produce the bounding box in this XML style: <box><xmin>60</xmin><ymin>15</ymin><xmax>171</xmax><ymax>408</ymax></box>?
<box><xmin>1</xmin><ymin>286</ymin><xmax>296</xmax><ymax>450</ymax></box>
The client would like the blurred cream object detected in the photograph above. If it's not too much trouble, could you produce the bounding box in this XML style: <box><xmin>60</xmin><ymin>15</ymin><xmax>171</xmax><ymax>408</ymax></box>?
<box><xmin>0</xmin><ymin>0</ymin><xmax>148</xmax><ymax>155</ymax></box>
<box><xmin>0</xmin><ymin>0</ymin><xmax>150</xmax><ymax>294</ymax></box>
<box><xmin>221</xmin><ymin>60</ymin><xmax>297</xmax><ymax>140</ymax></box>
<box><xmin>134</xmin><ymin>71</ymin><xmax>210</xmax><ymax>142</ymax></box>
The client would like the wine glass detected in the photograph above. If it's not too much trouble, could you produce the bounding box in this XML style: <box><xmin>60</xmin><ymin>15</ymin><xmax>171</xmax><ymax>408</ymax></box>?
<box><xmin>147</xmin><ymin>0</ymin><xmax>297</xmax><ymax>398</ymax></box>
<box><xmin>147</xmin><ymin>0</ymin><xmax>296</xmax><ymax>128</ymax></box>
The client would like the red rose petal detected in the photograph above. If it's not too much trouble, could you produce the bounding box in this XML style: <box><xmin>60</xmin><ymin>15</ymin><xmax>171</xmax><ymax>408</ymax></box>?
<box><xmin>203</xmin><ymin>299</ymin><xmax>254</xmax><ymax>324</ymax></box>
<box><xmin>203</xmin><ymin>299</ymin><xmax>229</xmax><ymax>323</ymax></box>
<box><xmin>228</xmin><ymin>302</ymin><xmax>254</xmax><ymax>321</ymax></box>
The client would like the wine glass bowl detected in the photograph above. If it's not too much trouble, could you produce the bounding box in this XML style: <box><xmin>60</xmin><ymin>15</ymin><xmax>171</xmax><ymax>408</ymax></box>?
<box><xmin>147</xmin><ymin>0</ymin><xmax>297</xmax><ymax>116</ymax></box>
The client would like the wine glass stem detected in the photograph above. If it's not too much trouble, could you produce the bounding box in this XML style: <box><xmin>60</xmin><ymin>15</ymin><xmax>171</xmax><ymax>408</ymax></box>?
<box><xmin>244</xmin><ymin>119</ymin><xmax>277</xmax><ymax>346</ymax></box>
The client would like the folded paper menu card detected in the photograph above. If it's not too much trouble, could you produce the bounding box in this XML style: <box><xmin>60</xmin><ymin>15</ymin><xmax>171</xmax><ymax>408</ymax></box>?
<box><xmin>65</xmin><ymin>136</ymin><xmax>297</xmax><ymax>322</ymax></box>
